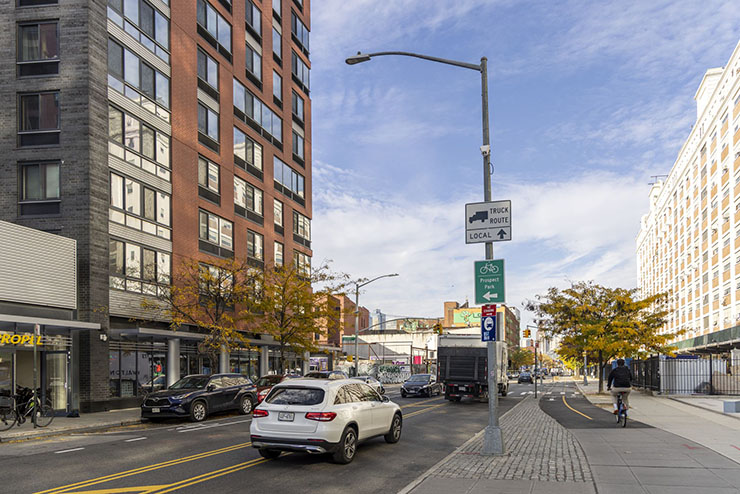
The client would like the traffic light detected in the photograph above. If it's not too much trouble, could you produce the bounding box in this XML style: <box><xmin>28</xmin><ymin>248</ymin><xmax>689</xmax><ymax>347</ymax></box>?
<box><xmin>433</xmin><ymin>323</ymin><xmax>443</xmax><ymax>334</ymax></box>
<box><xmin>347</xmin><ymin>354</ymin><xmax>353</xmax><ymax>362</ymax></box>
<box><xmin>523</xmin><ymin>329</ymin><xmax>531</xmax><ymax>338</ymax></box>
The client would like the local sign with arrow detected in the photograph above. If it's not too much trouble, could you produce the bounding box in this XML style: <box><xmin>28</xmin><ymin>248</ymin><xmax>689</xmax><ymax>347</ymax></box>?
<box><xmin>474</xmin><ymin>259</ymin><xmax>505</xmax><ymax>305</ymax></box>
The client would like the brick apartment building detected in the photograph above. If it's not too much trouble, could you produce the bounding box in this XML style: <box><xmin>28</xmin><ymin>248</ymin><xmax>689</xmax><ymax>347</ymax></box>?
<box><xmin>0</xmin><ymin>0</ymin><xmax>320</xmax><ymax>413</ymax></box>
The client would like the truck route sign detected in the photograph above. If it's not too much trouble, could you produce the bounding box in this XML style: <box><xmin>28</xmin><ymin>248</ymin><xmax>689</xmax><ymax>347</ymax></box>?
<box><xmin>465</xmin><ymin>200</ymin><xmax>511</xmax><ymax>244</ymax></box>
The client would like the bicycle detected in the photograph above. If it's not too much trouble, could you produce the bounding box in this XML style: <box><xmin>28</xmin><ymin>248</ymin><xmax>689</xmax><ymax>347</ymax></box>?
<box><xmin>0</xmin><ymin>387</ymin><xmax>55</xmax><ymax>431</ymax></box>
<box><xmin>615</xmin><ymin>391</ymin><xmax>627</xmax><ymax>428</ymax></box>
<box><xmin>478</xmin><ymin>263</ymin><xmax>500</xmax><ymax>275</ymax></box>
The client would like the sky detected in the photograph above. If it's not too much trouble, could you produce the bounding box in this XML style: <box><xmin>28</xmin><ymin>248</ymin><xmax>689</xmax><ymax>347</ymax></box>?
<box><xmin>307</xmin><ymin>0</ymin><xmax>740</xmax><ymax>328</ymax></box>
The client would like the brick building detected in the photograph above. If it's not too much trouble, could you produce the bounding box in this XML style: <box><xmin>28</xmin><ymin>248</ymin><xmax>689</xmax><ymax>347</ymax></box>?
<box><xmin>0</xmin><ymin>0</ymin><xmax>314</xmax><ymax>412</ymax></box>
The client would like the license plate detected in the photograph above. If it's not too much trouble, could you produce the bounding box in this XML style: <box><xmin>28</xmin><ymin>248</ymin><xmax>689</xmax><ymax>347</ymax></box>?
<box><xmin>278</xmin><ymin>412</ymin><xmax>294</xmax><ymax>421</ymax></box>
<box><xmin>152</xmin><ymin>407</ymin><xmax>160</xmax><ymax>413</ymax></box>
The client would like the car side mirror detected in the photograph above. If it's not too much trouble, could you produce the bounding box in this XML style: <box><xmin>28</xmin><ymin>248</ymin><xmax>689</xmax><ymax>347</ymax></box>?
<box><xmin>382</xmin><ymin>396</ymin><xmax>390</xmax><ymax>403</ymax></box>
<box><xmin>207</xmin><ymin>384</ymin><xmax>216</xmax><ymax>392</ymax></box>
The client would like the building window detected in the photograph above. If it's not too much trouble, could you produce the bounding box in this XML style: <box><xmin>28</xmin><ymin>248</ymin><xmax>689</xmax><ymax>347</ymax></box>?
<box><xmin>274</xmin><ymin>241</ymin><xmax>284</xmax><ymax>266</ymax></box>
<box><xmin>198</xmin><ymin>103</ymin><xmax>219</xmax><ymax>143</ymax></box>
<box><xmin>18</xmin><ymin>92</ymin><xmax>59</xmax><ymax>147</ymax></box>
<box><xmin>272</xmin><ymin>27</ymin><xmax>282</xmax><ymax>59</ymax></box>
<box><xmin>198</xmin><ymin>157</ymin><xmax>220</xmax><ymax>193</ymax></box>
<box><xmin>234</xmin><ymin>176</ymin><xmax>263</xmax><ymax>217</ymax></box>
<box><xmin>18</xmin><ymin>0</ymin><xmax>58</xmax><ymax>5</ymax></box>
<box><xmin>107</xmin><ymin>38</ymin><xmax>170</xmax><ymax>117</ymax></box>
<box><xmin>290</xmin><ymin>11</ymin><xmax>309</xmax><ymax>54</ymax></box>
<box><xmin>109</xmin><ymin>239</ymin><xmax>170</xmax><ymax>294</ymax></box>
<box><xmin>199</xmin><ymin>209</ymin><xmax>233</xmax><ymax>250</ymax></box>
<box><xmin>18</xmin><ymin>162</ymin><xmax>60</xmax><ymax>216</ymax></box>
<box><xmin>293</xmin><ymin>210</ymin><xmax>310</xmax><ymax>240</ymax></box>
<box><xmin>233</xmin><ymin>126</ymin><xmax>264</xmax><ymax>175</ymax></box>
<box><xmin>197</xmin><ymin>0</ymin><xmax>232</xmax><ymax>59</ymax></box>
<box><xmin>107</xmin><ymin>0</ymin><xmax>170</xmax><ymax>63</ymax></box>
<box><xmin>197</xmin><ymin>47</ymin><xmax>219</xmax><ymax>93</ymax></box>
<box><xmin>274</xmin><ymin>199</ymin><xmax>283</xmax><ymax>226</ymax></box>
<box><xmin>247</xmin><ymin>230</ymin><xmax>264</xmax><ymax>261</ymax></box>
<box><xmin>110</xmin><ymin>173</ymin><xmax>171</xmax><ymax>239</ymax></box>
<box><xmin>292</xmin><ymin>130</ymin><xmax>304</xmax><ymax>162</ymax></box>
<box><xmin>246</xmin><ymin>44</ymin><xmax>262</xmax><ymax>82</ymax></box>
<box><xmin>245</xmin><ymin>0</ymin><xmax>262</xmax><ymax>38</ymax></box>
<box><xmin>17</xmin><ymin>22</ymin><xmax>59</xmax><ymax>77</ymax></box>
<box><xmin>233</xmin><ymin>78</ymin><xmax>283</xmax><ymax>143</ymax></box>
<box><xmin>272</xmin><ymin>0</ymin><xmax>281</xmax><ymax>18</ymax></box>
<box><xmin>273</xmin><ymin>71</ymin><xmax>282</xmax><ymax>102</ymax></box>
<box><xmin>292</xmin><ymin>90</ymin><xmax>304</xmax><ymax>122</ymax></box>
<box><xmin>294</xmin><ymin>249</ymin><xmax>310</xmax><ymax>275</ymax></box>
<box><xmin>108</xmin><ymin>105</ymin><xmax>171</xmax><ymax>179</ymax></box>
<box><xmin>274</xmin><ymin>156</ymin><xmax>305</xmax><ymax>201</ymax></box>
<box><xmin>291</xmin><ymin>51</ymin><xmax>310</xmax><ymax>93</ymax></box>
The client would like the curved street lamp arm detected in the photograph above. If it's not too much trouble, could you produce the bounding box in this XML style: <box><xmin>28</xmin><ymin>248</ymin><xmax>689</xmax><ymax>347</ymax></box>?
<box><xmin>352</xmin><ymin>51</ymin><xmax>482</xmax><ymax>72</ymax></box>
<box><xmin>356</xmin><ymin>272</ymin><xmax>399</xmax><ymax>290</ymax></box>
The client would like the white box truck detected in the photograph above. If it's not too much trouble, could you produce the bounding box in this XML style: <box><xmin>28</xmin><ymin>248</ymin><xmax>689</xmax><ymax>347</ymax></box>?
<box><xmin>437</xmin><ymin>335</ymin><xmax>508</xmax><ymax>401</ymax></box>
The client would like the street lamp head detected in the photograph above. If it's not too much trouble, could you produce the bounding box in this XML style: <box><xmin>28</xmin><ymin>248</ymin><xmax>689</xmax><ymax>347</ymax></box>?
<box><xmin>345</xmin><ymin>52</ymin><xmax>372</xmax><ymax>65</ymax></box>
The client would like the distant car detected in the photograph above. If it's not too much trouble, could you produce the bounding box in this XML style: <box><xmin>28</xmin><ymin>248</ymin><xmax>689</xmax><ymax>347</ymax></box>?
<box><xmin>518</xmin><ymin>372</ymin><xmax>533</xmax><ymax>384</ymax></box>
<box><xmin>507</xmin><ymin>372</ymin><xmax>519</xmax><ymax>380</ymax></box>
<box><xmin>255</xmin><ymin>374</ymin><xmax>302</xmax><ymax>403</ymax></box>
<box><xmin>401</xmin><ymin>374</ymin><xmax>441</xmax><ymax>398</ymax></box>
<box><xmin>351</xmin><ymin>376</ymin><xmax>385</xmax><ymax>395</ymax></box>
<box><xmin>304</xmin><ymin>370</ymin><xmax>349</xmax><ymax>380</ymax></box>
<box><xmin>250</xmin><ymin>378</ymin><xmax>402</xmax><ymax>464</ymax></box>
<box><xmin>141</xmin><ymin>374</ymin><xmax>257</xmax><ymax>422</ymax></box>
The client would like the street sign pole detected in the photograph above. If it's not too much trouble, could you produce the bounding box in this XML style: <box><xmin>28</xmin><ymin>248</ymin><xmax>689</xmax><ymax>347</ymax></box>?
<box><xmin>479</xmin><ymin>57</ymin><xmax>504</xmax><ymax>456</ymax></box>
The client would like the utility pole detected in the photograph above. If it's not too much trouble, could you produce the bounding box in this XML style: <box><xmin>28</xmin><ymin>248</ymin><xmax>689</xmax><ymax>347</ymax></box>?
<box><xmin>583</xmin><ymin>351</ymin><xmax>588</xmax><ymax>386</ymax></box>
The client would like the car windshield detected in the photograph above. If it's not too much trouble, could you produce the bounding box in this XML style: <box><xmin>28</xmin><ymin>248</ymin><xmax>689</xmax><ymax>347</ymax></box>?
<box><xmin>304</xmin><ymin>372</ymin><xmax>326</xmax><ymax>378</ymax></box>
<box><xmin>265</xmin><ymin>387</ymin><xmax>325</xmax><ymax>405</ymax></box>
<box><xmin>169</xmin><ymin>376</ymin><xmax>209</xmax><ymax>390</ymax></box>
<box><xmin>408</xmin><ymin>375</ymin><xmax>430</xmax><ymax>382</ymax></box>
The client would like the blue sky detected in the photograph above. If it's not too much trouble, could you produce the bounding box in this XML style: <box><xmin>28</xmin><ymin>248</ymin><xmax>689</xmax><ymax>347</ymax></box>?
<box><xmin>308</xmin><ymin>0</ymin><xmax>740</xmax><ymax>324</ymax></box>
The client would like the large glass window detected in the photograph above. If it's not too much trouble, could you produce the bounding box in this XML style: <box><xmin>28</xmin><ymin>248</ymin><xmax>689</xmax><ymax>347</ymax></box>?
<box><xmin>17</xmin><ymin>22</ymin><xmax>59</xmax><ymax>76</ymax></box>
<box><xmin>109</xmin><ymin>239</ymin><xmax>170</xmax><ymax>294</ymax></box>
<box><xmin>197</xmin><ymin>0</ymin><xmax>232</xmax><ymax>55</ymax></box>
<box><xmin>108</xmin><ymin>105</ymin><xmax>170</xmax><ymax>177</ymax></box>
<box><xmin>290</xmin><ymin>11</ymin><xmax>309</xmax><ymax>53</ymax></box>
<box><xmin>233</xmin><ymin>78</ymin><xmax>282</xmax><ymax>142</ymax></box>
<box><xmin>233</xmin><ymin>126</ymin><xmax>263</xmax><ymax>171</ymax></box>
<box><xmin>199</xmin><ymin>210</ymin><xmax>233</xmax><ymax>250</ymax></box>
<box><xmin>234</xmin><ymin>176</ymin><xmax>263</xmax><ymax>216</ymax></box>
<box><xmin>197</xmin><ymin>48</ymin><xmax>219</xmax><ymax>91</ymax></box>
<box><xmin>292</xmin><ymin>130</ymin><xmax>304</xmax><ymax>161</ymax></box>
<box><xmin>198</xmin><ymin>103</ymin><xmax>219</xmax><ymax>142</ymax></box>
<box><xmin>273</xmin><ymin>71</ymin><xmax>282</xmax><ymax>101</ymax></box>
<box><xmin>245</xmin><ymin>0</ymin><xmax>261</xmax><ymax>37</ymax></box>
<box><xmin>20</xmin><ymin>162</ymin><xmax>60</xmax><ymax>201</ymax></box>
<box><xmin>108</xmin><ymin>0</ymin><xmax>170</xmax><ymax>63</ymax></box>
<box><xmin>272</xmin><ymin>0</ymin><xmax>281</xmax><ymax>17</ymax></box>
<box><xmin>18</xmin><ymin>92</ymin><xmax>59</xmax><ymax>146</ymax></box>
<box><xmin>246</xmin><ymin>44</ymin><xmax>262</xmax><ymax>81</ymax></box>
<box><xmin>291</xmin><ymin>51</ymin><xmax>310</xmax><ymax>91</ymax></box>
<box><xmin>198</xmin><ymin>157</ymin><xmax>220</xmax><ymax>193</ymax></box>
<box><xmin>274</xmin><ymin>241</ymin><xmax>283</xmax><ymax>266</ymax></box>
<box><xmin>293</xmin><ymin>210</ymin><xmax>310</xmax><ymax>240</ymax></box>
<box><xmin>248</xmin><ymin>230</ymin><xmax>264</xmax><ymax>260</ymax></box>
<box><xmin>273</xmin><ymin>157</ymin><xmax>305</xmax><ymax>199</ymax></box>
<box><xmin>292</xmin><ymin>91</ymin><xmax>304</xmax><ymax>122</ymax></box>
<box><xmin>110</xmin><ymin>172</ymin><xmax>171</xmax><ymax>237</ymax></box>
<box><xmin>274</xmin><ymin>199</ymin><xmax>283</xmax><ymax>226</ymax></box>
<box><xmin>107</xmin><ymin>38</ymin><xmax>170</xmax><ymax>113</ymax></box>
<box><xmin>272</xmin><ymin>27</ymin><xmax>282</xmax><ymax>59</ymax></box>
<box><xmin>294</xmin><ymin>249</ymin><xmax>310</xmax><ymax>275</ymax></box>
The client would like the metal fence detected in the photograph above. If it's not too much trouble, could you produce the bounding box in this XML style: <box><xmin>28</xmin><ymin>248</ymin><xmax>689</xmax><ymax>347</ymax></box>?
<box><xmin>630</xmin><ymin>356</ymin><xmax>740</xmax><ymax>395</ymax></box>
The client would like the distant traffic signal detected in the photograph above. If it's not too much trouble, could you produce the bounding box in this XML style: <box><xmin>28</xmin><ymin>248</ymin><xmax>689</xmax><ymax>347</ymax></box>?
<box><xmin>523</xmin><ymin>329</ymin><xmax>531</xmax><ymax>338</ymax></box>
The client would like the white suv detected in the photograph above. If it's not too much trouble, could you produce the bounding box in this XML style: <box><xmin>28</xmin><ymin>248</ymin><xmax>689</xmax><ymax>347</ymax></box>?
<box><xmin>250</xmin><ymin>378</ymin><xmax>402</xmax><ymax>464</ymax></box>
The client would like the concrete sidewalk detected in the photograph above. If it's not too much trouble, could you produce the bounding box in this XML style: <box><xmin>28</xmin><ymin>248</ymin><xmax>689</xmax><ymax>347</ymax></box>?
<box><xmin>0</xmin><ymin>408</ymin><xmax>142</xmax><ymax>443</ymax></box>
<box><xmin>576</xmin><ymin>381</ymin><xmax>740</xmax><ymax>465</ymax></box>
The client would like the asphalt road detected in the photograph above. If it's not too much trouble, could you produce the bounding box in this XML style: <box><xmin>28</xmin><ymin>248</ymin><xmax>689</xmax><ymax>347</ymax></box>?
<box><xmin>0</xmin><ymin>383</ymin><xmax>533</xmax><ymax>494</ymax></box>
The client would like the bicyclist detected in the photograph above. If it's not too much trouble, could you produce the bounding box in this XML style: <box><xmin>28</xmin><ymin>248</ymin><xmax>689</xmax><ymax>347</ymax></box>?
<box><xmin>607</xmin><ymin>359</ymin><xmax>632</xmax><ymax>414</ymax></box>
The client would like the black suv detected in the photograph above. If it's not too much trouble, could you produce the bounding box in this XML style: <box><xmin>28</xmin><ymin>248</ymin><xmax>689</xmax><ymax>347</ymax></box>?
<box><xmin>141</xmin><ymin>374</ymin><xmax>257</xmax><ymax>422</ymax></box>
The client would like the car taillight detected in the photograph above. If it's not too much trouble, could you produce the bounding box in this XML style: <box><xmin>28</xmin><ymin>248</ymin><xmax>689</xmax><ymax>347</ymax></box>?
<box><xmin>253</xmin><ymin>409</ymin><xmax>269</xmax><ymax>417</ymax></box>
<box><xmin>305</xmin><ymin>412</ymin><xmax>337</xmax><ymax>422</ymax></box>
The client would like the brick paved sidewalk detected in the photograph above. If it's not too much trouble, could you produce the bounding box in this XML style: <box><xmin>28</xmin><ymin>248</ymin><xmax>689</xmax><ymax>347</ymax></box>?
<box><xmin>400</xmin><ymin>397</ymin><xmax>595</xmax><ymax>494</ymax></box>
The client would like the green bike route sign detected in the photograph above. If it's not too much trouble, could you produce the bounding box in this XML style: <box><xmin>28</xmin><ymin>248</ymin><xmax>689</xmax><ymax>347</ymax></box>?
<box><xmin>474</xmin><ymin>259</ymin><xmax>505</xmax><ymax>305</ymax></box>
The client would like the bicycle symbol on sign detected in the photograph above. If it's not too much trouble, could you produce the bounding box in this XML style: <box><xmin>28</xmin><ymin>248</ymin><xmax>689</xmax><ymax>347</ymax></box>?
<box><xmin>478</xmin><ymin>263</ymin><xmax>499</xmax><ymax>275</ymax></box>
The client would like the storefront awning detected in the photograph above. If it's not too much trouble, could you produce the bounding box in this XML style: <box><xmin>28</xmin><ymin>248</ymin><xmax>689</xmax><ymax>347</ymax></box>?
<box><xmin>0</xmin><ymin>313</ymin><xmax>99</xmax><ymax>333</ymax></box>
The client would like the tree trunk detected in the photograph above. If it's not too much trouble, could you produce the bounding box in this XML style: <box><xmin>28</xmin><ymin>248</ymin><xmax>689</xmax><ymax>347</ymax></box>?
<box><xmin>598</xmin><ymin>350</ymin><xmax>604</xmax><ymax>393</ymax></box>
<box><xmin>279</xmin><ymin>342</ymin><xmax>285</xmax><ymax>373</ymax></box>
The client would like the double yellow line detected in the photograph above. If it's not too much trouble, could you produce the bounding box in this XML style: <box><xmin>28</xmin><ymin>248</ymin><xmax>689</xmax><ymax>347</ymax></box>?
<box><xmin>36</xmin><ymin>442</ymin><xmax>252</xmax><ymax>494</ymax></box>
<box><xmin>147</xmin><ymin>455</ymin><xmax>277</xmax><ymax>493</ymax></box>
<box><xmin>404</xmin><ymin>403</ymin><xmax>446</xmax><ymax>418</ymax></box>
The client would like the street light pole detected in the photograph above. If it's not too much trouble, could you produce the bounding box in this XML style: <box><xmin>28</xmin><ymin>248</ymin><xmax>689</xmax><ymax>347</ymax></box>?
<box><xmin>346</xmin><ymin>51</ymin><xmax>503</xmax><ymax>455</ymax></box>
<box><xmin>353</xmin><ymin>273</ymin><xmax>399</xmax><ymax>377</ymax></box>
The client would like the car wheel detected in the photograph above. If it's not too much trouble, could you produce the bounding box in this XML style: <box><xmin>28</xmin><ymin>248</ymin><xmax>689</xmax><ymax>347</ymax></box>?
<box><xmin>452</xmin><ymin>396</ymin><xmax>462</xmax><ymax>402</ymax></box>
<box><xmin>332</xmin><ymin>426</ymin><xmax>358</xmax><ymax>464</ymax></box>
<box><xmin>501</xmin><ymin>387</ymin><xmax>508</xmax><ymax>397</ymax></box>
<box><xmin>239</xmin><ymin>395</ymin><xmax>254</xmax><ymax>415</ymax></box>
<box><xmin>384</xmin><ymin>414</ymin><xmax>402</xmax><ymax>444</ymax></box>
<box><xmin>400</xmin><ymin>391</ymin><xmax>406</xmax><ymax>398</ymax></box>
<box><xmin>259</xmin><ymin>448</ymin><xmax>281</xmax><ymax>459</ymax></box>
<box><xmin>189</xmin><ymin>400</ymin><xmax>207</xmax><ymax>422</ymax></box>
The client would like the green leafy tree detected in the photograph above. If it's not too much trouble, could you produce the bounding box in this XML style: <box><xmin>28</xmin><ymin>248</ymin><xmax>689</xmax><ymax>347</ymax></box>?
<box><xmin>509</xmin><ymin>347</ymin><xmax>534</xmax><ymax>369</ymax></box>
<box><xmin>527</xmin><ymin>281</ymin><xmax>681</xmax><ymax>392</ymax></box>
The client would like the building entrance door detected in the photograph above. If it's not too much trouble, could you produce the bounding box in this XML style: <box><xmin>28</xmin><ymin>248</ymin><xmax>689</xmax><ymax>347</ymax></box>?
<box><xmin>44</xmin><ymin>350</ymin><xmax>69</xmax><ymax>411</ymax></box>
<box><xmin>0</xmin><ymin>350</ymin><xmax>14</xmax><ymax>397</ymax></box>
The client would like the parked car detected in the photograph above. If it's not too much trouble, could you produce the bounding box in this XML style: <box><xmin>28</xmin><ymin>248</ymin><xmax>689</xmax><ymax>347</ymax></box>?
<box><xmin>255</xmin><ymin>374</ymin><xmax>302</xmax><ymax>403</ymax></box>
<box><xmin>517</xmin><ymin>372</ymin><xmax>533</xmax><ymax>384</ymax></box>
<box><xmin>351</xmin><ymin>376</ymin><xmax>385</xmax><ymax>395</ymax></box>
<box><xmin>304</xmin><ymin>370</ymin><xmax>349</xmax><ymax>380</ymax></box>
<box><xmin>507</xmin><ymin>371</ymin><xmax>520</xmax><ymax>380</ymax></box>
<box><xmin>141</xmin><ymin>373</ymin><xmax>257</xmax><ymax>422</ymax></box>
<box><xmin>401</xmin><ymin>374</ymin><xmax>441</xmax><ymax>398</ymax></box>
<box><xmin>250</xmin><ymin>378</ymin><xmax>402</xmax><ymax>464</ymax></box>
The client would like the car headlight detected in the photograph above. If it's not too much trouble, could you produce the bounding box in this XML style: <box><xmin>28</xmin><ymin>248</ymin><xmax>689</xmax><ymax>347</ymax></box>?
<box><xmin>170</xmin><ymin>393</ymin><xmax>192</xmax><ymax>401</ymax></box>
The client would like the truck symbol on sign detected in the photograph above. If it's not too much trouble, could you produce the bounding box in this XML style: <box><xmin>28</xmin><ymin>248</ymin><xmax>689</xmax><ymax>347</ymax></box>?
<box><xmin>469</xmin><ymin>211</ymin><xmax>488</xmax><ymax>224</ymax></box>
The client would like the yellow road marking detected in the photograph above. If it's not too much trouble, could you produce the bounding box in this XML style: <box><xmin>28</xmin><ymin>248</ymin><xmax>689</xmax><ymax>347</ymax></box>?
<box><xmin>399</xmin><ymin>397</ymin><xmax>443</xmax><ymax>409</ymax></box>
<box><xmin>35</xmin><ymin>442</ymin><xmax>252</xmax><ymax>494</ymax></box>
<box><xmin>62</xmin><ymin>486</ymin><xmax>167</xmax><ymax>494</ymax></box>
<box><xmin>562</xmin><ymin>396</ymin><xmax>592</xmax><ymax>420</ymax></box>
<box><xmin>147</xmin><ymin>456</ymin><xmax>274</xmax><ymax>493</ymax></box>
<box><xmin>404</xmin><ymin>403</ymin><xmax>446</xmax><ymax>418</ymax></box>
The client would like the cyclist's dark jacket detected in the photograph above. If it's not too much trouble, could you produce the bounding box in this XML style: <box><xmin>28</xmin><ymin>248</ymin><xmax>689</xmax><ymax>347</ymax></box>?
<box><xmin>607</xmin><ymin>366</ymin><xmax>632</xmax><ymax>388</ymax></box>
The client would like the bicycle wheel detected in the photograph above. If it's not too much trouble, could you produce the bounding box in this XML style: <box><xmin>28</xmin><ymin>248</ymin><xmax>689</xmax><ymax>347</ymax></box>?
<box><xmin>34</xmin><ymin>403</ymin><xmax>54</xmax><ymax>428</ymax></box>
<box><xmin>0</xmin><ymin>408</ymin><xmax>18</xmax><ymax>432</ymax></box>
<box><xmin>621</xmin><ymin>411</ymin><xmax>627</xmax><ymax>428</ymax></box>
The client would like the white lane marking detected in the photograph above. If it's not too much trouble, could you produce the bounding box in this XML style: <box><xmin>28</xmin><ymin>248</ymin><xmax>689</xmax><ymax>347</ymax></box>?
<box><xmin>560</xmin><ymin>392</ymin><xmax>566</xmax><ymax>395</ymax></box>
<box><xmin>519</xmin><ymin>392</ymin><xmax>526</xmax><ymax>395</ymax></box>
<box><xmin>177</xmin><ymin>418</ymin><xmax>252</xmax><ymax>433</ymax></box>
<box><xmin>125</xmin><ymin>437</ymin><xmax>147</xmax><ymax>442</ymax></box>
<box><xmin>548</xmin><ymin>398</ymin><xmax>555</xmax><ymax>401</ymax></box>
<box><xmin>546</xmin><ymin>392</ymin><xmax>552</xmax><ymax>395</ymax></box>
<box><xmin>55</xmin><ymin>448</ymin><xmax>85</xmax><ymax>454</ymax></box>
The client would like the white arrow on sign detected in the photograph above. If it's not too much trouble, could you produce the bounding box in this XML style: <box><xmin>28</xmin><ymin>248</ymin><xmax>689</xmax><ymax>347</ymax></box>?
<box><xmin>483</xmin><ymin>292</ymin><xmax>498</xmax><ymax>301</ymax></box>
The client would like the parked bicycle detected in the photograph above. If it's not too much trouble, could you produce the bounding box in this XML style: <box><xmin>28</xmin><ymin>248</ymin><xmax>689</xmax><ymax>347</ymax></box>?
<box><xmin>0</xmin><ymin>386</ymin><xmax>55</xmax><ymax>431</ymax></box>
<box><xmin>615</xmin><ymin>391</ymin><xmax>627</xmax><ymax>428</ymax></box>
